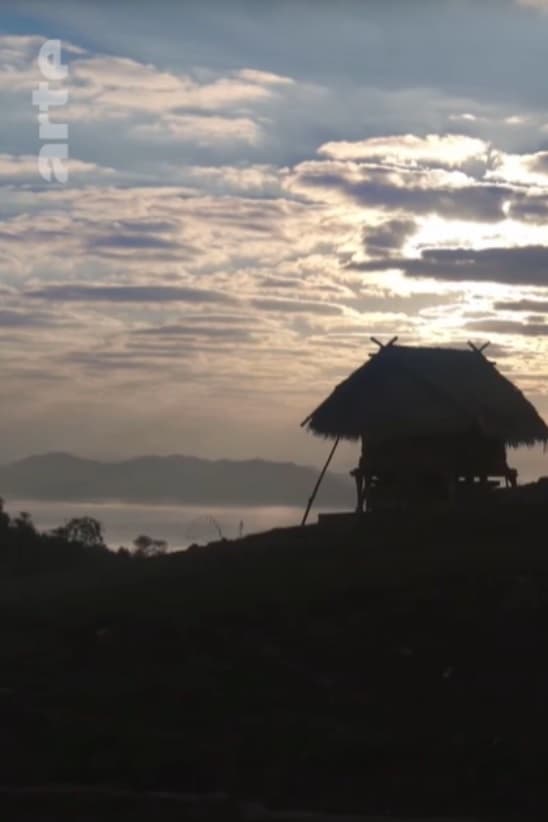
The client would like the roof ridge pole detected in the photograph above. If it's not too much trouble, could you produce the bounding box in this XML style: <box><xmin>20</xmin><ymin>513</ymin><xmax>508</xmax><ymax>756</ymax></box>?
<box><xmin>370</xmin><ymin>335</ymin><xmax>398</xmax><ymax>352</ymax></box>
<box><xmin>301</xmin><ymin>436</ymin><xmax>340</xmax><ymax>526</ymax></box>
<box><xmin>468</xmin><ymin>340</ymin><xmax>490</xmax><ymax>355</ymax></box>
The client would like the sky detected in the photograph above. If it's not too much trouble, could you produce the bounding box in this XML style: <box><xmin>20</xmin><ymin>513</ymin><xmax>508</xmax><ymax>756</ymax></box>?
<box><xmin>1</xmin><ymin>0</ymin><xmax>548</xmax><ymax>477</ymax></box>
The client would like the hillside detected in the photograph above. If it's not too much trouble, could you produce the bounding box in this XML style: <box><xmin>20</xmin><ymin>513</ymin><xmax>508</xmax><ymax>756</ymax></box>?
<box><xmin>1</xmin><ymin>502</ymin><xmax>548</xmax><ymax>817</ymax></box>
<box><xmin>0</xmin><ymin>452</ymin><xmax>353</xmax><ymax>507</ymax></box>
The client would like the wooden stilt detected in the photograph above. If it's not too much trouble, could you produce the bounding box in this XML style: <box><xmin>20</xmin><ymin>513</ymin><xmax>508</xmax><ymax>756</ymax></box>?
<box><xmin>301</xmin><ymin>437</ymin><xmax>340</xmax><ymax>526</ymax></box>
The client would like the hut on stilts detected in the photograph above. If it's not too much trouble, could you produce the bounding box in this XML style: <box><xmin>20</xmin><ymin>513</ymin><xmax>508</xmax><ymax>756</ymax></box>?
<box><xmin>301</xmin><ymin>339</ymin><xmax>548</xmax><ymax>517</ymax></box>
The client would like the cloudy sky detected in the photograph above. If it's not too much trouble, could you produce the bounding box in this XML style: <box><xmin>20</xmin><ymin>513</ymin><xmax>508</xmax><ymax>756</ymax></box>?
<box><xmin>2</xmin><ymin>0</ymin><xmax>548</xmax><ymax>475</ymax></box>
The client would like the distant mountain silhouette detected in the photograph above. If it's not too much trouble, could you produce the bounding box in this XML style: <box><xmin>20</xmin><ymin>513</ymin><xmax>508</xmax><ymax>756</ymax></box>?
<box><xmin>0</xmin><ymin>452</ymin><xmax>353</xmax><ymax>506</ymax></box>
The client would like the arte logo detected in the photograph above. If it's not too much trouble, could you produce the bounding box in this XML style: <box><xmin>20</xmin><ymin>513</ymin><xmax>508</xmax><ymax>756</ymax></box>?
<box><xmin>32</xmin><ymin>40</ymin><xmax>69</xmax><ymax>183</ymax></box>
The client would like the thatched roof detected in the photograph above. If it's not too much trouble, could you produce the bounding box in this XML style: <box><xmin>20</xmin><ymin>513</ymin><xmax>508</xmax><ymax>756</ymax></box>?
<box><xmin>302</xmin><ymin>344</ymin><xmax>548</xmax><ymax>447</ymax></box>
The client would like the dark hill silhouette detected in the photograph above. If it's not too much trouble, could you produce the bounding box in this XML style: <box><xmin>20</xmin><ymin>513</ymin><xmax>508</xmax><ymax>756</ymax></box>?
<box><xmin>2</xmin><ymin>502</ymin><xmax>548</xmax><ymax>817</ymax></box>
<box><xmin>0</xmin><ymin>452</ymin><xmax>353</xmax><ymax>506</ymax></box>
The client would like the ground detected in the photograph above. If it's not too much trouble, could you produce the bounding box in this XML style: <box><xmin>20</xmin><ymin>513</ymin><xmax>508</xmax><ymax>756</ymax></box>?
<box><xmin>0</xmin><ymin>500</ymin><xmax>547</xmax><ymax>818</ymax></box>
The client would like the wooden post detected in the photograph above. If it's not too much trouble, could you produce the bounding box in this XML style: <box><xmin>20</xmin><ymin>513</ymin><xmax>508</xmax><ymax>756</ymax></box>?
<box><xmin>301</xmin><ymin>437</ymin><xmax>340</xmax><ymax>526</ymax></box>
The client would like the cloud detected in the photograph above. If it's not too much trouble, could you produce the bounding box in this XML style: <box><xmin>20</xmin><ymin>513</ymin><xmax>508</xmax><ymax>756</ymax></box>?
<box><xmin>131</xmin><ymin>113</ymin><xmax>261</xmax><ymax>146</ymax></box>
<box><xmin>351</xmin><ymin>245</ymin><xmax>548</xmax><ymax>287</ymax></box>
<box><xmin>0</xmin><ymin>35</ymin><xmax>295</xmax><ymax>166</ymax></box>
<box><xmin>319</xmin><ymin>134</ymin><xmax>489</xmax><ymax>169</ymax></box>
<box><xmin>10</xmin><ymin>49</ymin><xmax>287</xmax><ymax>118</ymax></box>
<box><xmin>138</xmin><ymin>313</ymin><xmax>253</xmax><ymax>326</ymax></box>
<box><xmin>70</xmin><ymin>55</ymin><xmax>285</xmax><ymax>114</ymax></box>
<box><xmin>133</xmin><ymin>324</ymin><xmax>254</xmax><ymax>342</ymax></box>
<box><xmin>362</xmin><ymin>218</ymin><xmax>417</xmax><ymax>256</ymax></box>
<box><xmin>494</xmin><ymin>299</ymin><xmax>548</xmax><ymax>312</ymax></box>
<box><xmin>466</xmin><ymin>319</ymin><xmax>548</xmax><ymax>336</ymax></box>
<box><xmin>0</xmin><ymin>154</ymin><xmax>115</xmax><ymax>184</ymax></box>
<box><xmin>258</xmin><ymin>276</ymin><xmax>301</xmax><ymax>289</ymax></box>
<box><xmin>528</xmin><ymin>152</ymin><xmax>548</xmax><ymax>173</ymax></box>
<box><xmin>179</xmin><ymin>165</ymin><xmax>282</xmax><ymax>197</ymax></box>
<box><xmin>3</xmin><ymin>19</ymin><xmax>548</xmax><ymax>464</ymax></box>
<box><xmin>250</xmin><ymin>298</ymin><xmax>343</xmax><ymax>315</ymax></box>
<box><xmin>0</xmin><ymin>309</ymin><xmax>63</xmax><ymax>328</ymax></box>
<box><xmin>287</xmin><ymin>160</ymin><xmax>511</xmax><ymax>222</ymax></box>
<box><xmin>86</xmin><ymin>233</ymin><xmax>180</xmax><ymax>251</ymax></box>
<box><xmin>508</xmin><ymin>192</ymin><xmax>548</xmax><ymax>223</ymax></box>
<box><xmin>236</xmin><ymin>68</ymin><xmax>294</xmax><ymax>86</ymax></box>
<box><xmin>26</xmin><ymin>284</ymin><xmax>235</xmax><ymax>303</ymax></box>
<box><xmin>517</xmin><ymin>0</ymin><xmax>548</xmax><ymax>10</ymax></box>
<box><xmin>486</xmin><ymin>149</ymin><xmax>548</xmax><ymax>185</ymax></box>
<box><xmin>340</xmin><ymin>289</ymin><xmax>456</xmax><ymax>315</ymax></box>
<box><xmin>0</xmin><ymin>35</ymin><xmax>86</xmax><ymax>93</ymax></box>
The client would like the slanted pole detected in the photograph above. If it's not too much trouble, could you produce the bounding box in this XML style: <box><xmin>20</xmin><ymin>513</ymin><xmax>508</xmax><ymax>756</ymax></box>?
<box><xmin>301</xmin><ymin>436</ymin><xmax>340</xmax><ymax>526</ymax></box>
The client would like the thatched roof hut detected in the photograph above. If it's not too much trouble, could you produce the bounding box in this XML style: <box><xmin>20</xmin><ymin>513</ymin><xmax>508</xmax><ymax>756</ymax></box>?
<box><xmin>303</xmin><ymin>344</ymin><xmax>548</xmax><ymax>448</ymax></box>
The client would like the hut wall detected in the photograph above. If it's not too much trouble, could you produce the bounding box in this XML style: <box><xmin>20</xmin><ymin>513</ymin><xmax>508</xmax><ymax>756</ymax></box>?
<box><xmin>363</xmin><ymin>432</ymin><xmax>508</xmax><ymax>479</ymax></box>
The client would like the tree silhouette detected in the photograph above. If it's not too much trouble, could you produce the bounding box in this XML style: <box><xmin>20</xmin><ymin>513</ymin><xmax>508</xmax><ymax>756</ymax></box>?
<box><xmin>53</xmin><ymin>516</ymin><xmax>104</xmax><ymax>548</ymax></box>
<box><xmin>13</xmin><ymin>511</ymin><xmax>35</xmax><ymax>534</ymax></box>
<box><xmin>0</xmin><ymin>498</ymin><xmax>9</xmax><ymax>532</ymax></box>
<box><xmin>133</xmin><ymin>534</ymin><xmax>168</xmax><ymax>558</ymax></box>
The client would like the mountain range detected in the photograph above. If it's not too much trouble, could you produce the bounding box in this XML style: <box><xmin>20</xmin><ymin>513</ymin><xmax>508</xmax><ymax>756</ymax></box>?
<box><xmin>0</xmin><ymin>452</ymin><xmax>353</xmax><ymax>507</ymax></box>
